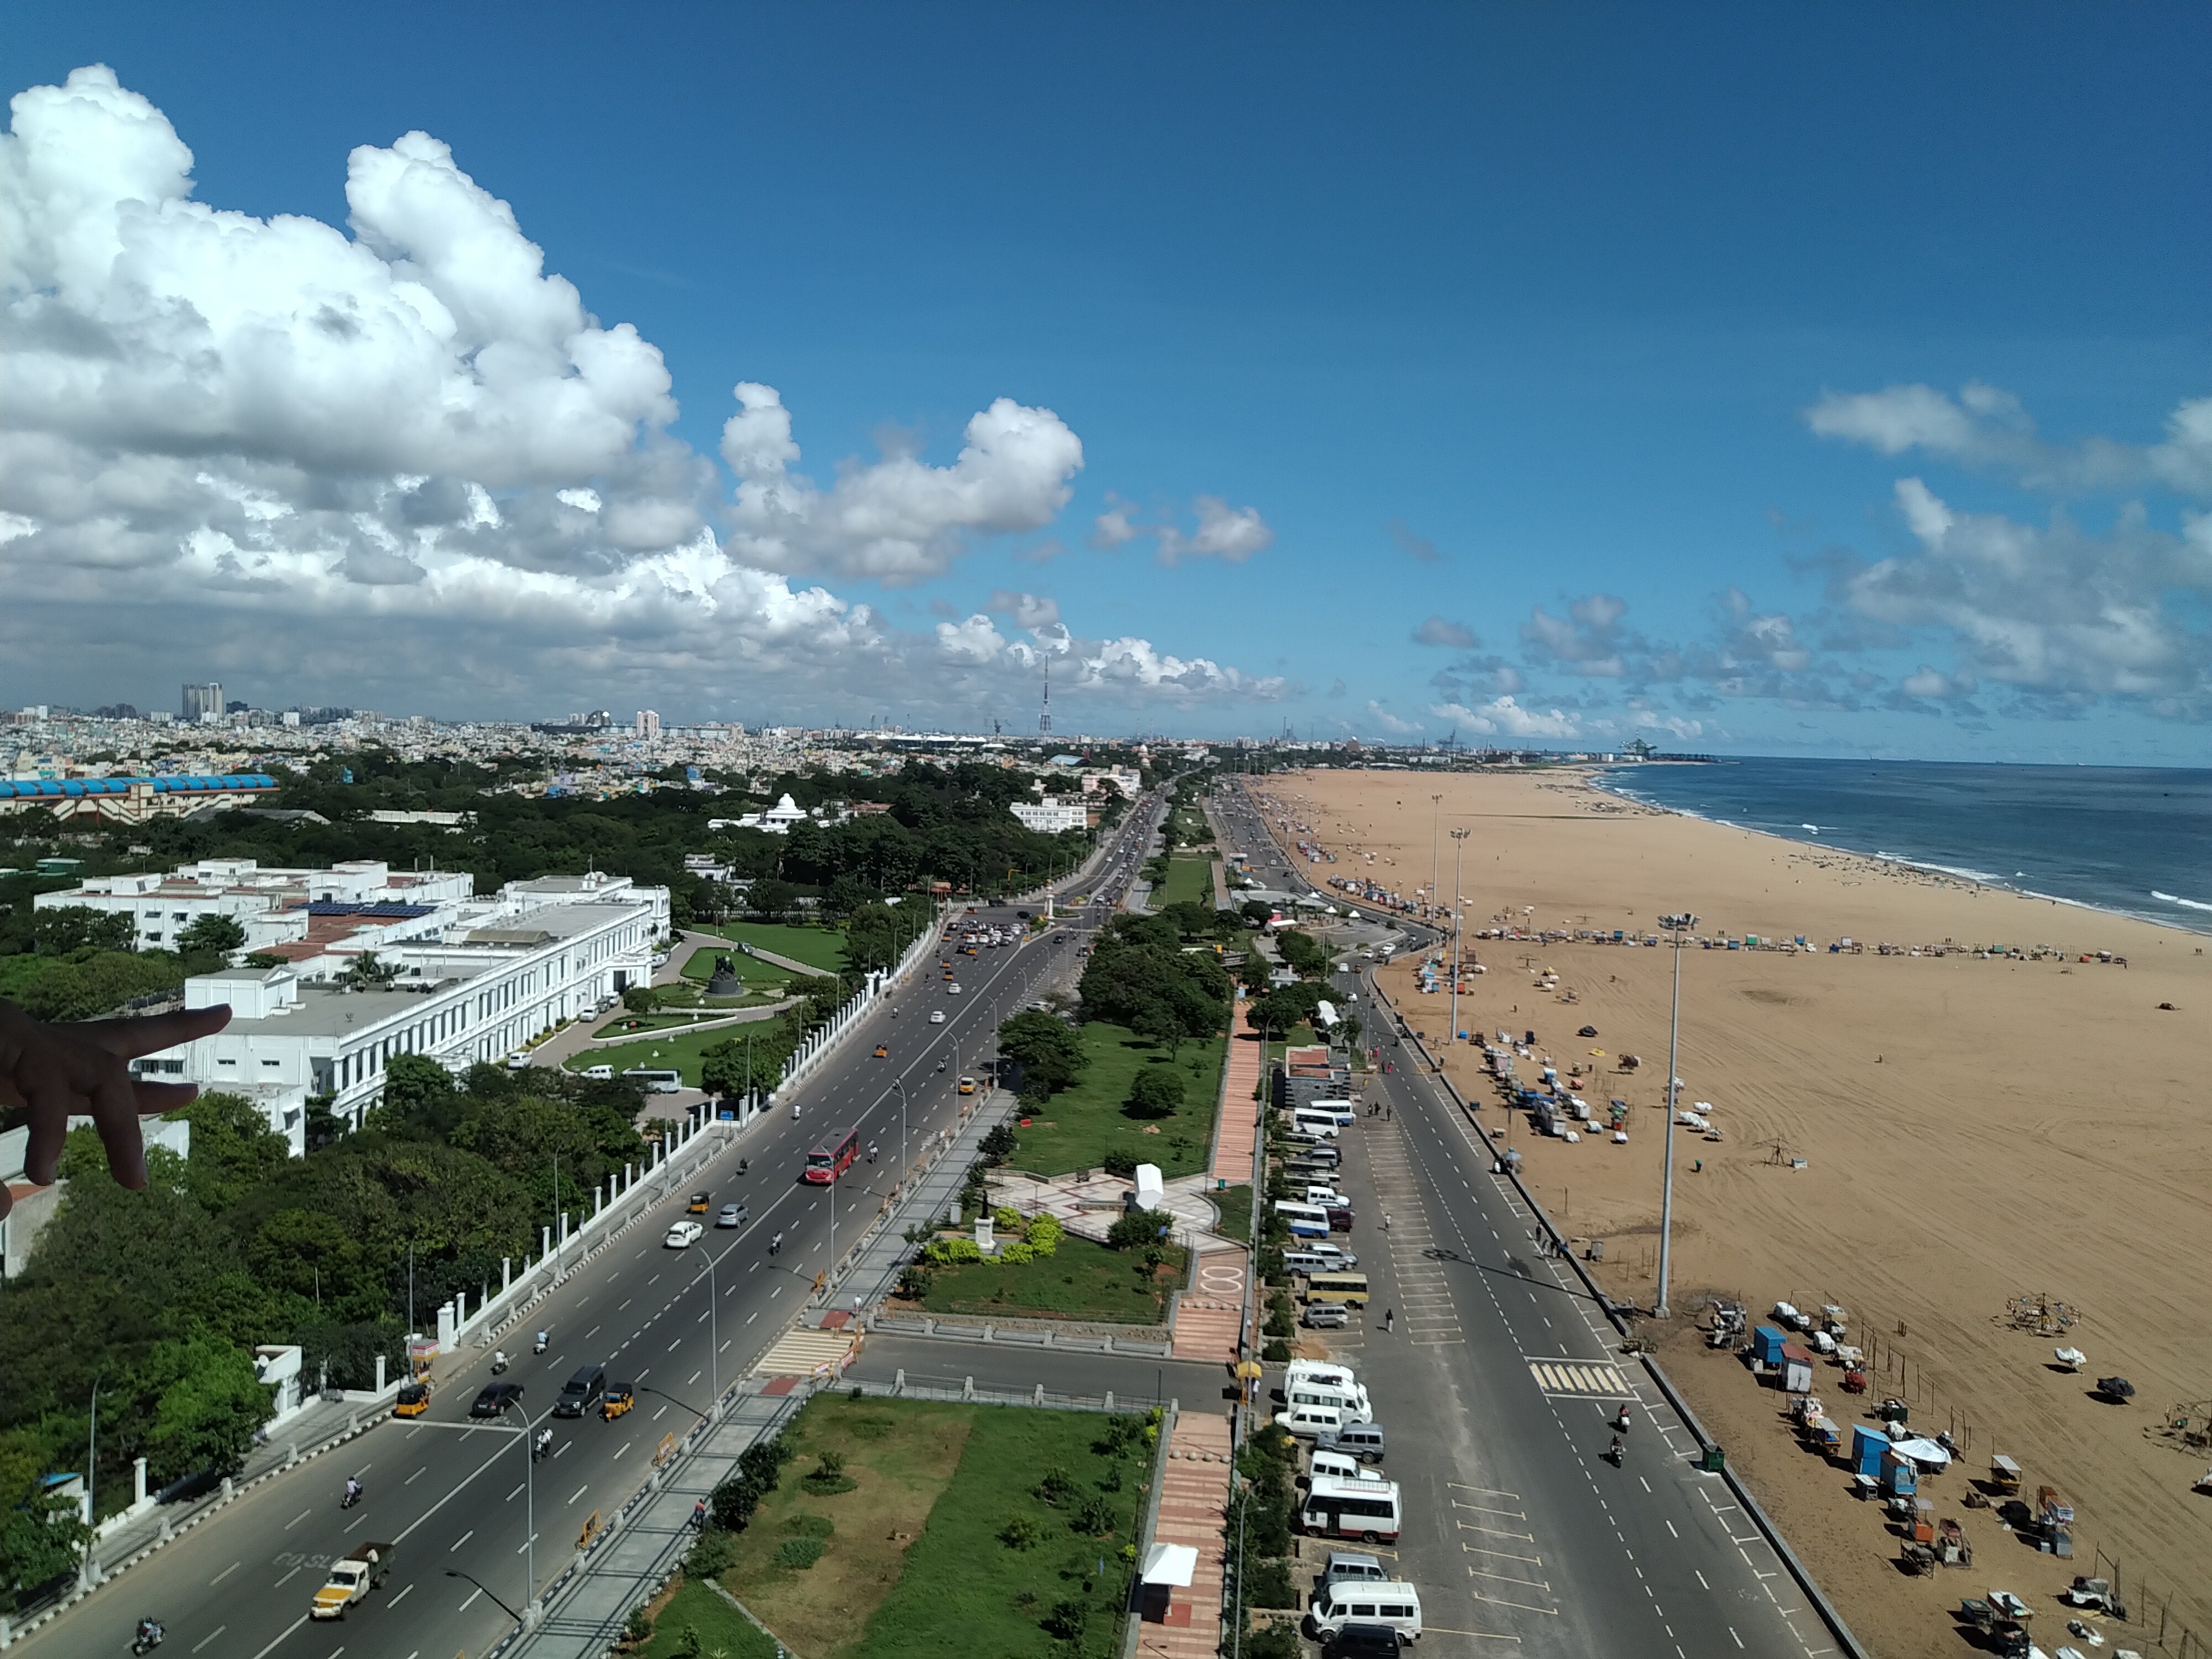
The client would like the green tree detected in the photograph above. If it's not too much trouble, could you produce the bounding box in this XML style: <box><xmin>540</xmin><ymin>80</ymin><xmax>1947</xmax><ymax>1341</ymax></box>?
<box><xmin>138</xmin><ymin>1334</ymin><xmax>270</xmax><ymax>1484</ymax></box>
<box><xmin>620</xmin><ymin>984</ymin><xmax>656</xmax><ymax>1015</ymax></box>
<box><xmin>337</xmin><ymin>951</ymin><xmax>401</xmax><ymax>990</ymax></box>
<box><xmin>177</xmin><ymin>913</ymin><xmax>248</xmax><ymax>957</ymax></box>
<box><xmin>995</xmin><ymin>1011</ymin><xmax>1087</xmax><ymax>1095</ymax></box>
<box><xmin>33</xmin><ymin>904</ymin><xmax>135</xmax><ymax>955</ymax></box>
<box><xmin>365</xmin><ymin>1053</ymin><xmax>466</xmax><ymax>1141</ymax></box>
<box><xmin>169</xmin><ymin>1091</ymin><xmax>291</xmax><ymax>1212</ymax></box>
<box><xmin>1124</xmin><ymin>1068</ymin><xmax>1184</xmax><ymax>1120</ymax></box>
<box><xmin>701</xmin><ymin>1036</ymin><xmax>781</xmax><ymax>1101</ymax></box>
<box><xmin>0</xmin><ymin>1428</ymin><xmax>91</xmax><ymax>1612</ymax></box>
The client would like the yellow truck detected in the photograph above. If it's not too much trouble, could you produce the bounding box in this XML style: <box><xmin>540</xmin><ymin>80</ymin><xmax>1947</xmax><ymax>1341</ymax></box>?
<box><xmin>311</xmin><ymin>1541</ymin><xmax>394</xmax><ymax>1619</ymax></box>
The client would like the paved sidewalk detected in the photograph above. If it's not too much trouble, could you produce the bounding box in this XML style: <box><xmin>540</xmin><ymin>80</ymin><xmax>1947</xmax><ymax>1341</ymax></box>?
<box><xmin>1210</xmin><ymin>1021</ymin><xmax>1262</xmax><ymax>1186</ymax></box>
<box><xmin>1170</xmin><ymin>1248</ymin><xmax>1246</xmax><ymax>1363</ymax></box>
<box><xmin>1137</xmin><ymin>1412</ymin><xmax>1234</xmax><ymax>1659</ymax></box>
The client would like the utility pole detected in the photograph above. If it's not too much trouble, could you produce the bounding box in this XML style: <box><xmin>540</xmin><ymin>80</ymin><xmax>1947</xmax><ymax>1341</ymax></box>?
<box><xmin>1429</xmin><ymin>793</ymin><xmax>1443</xmax><ymax>922</ymax></box>
<box><xmin>1655</xmin><ymin>912</ymin><xmax>1697</xmax><ymax>1318</ymax></box>
<box><xmin>1448</xmin><ymin>827</ymin><xmax>1470</xmax><ymax>1046</ymax></box>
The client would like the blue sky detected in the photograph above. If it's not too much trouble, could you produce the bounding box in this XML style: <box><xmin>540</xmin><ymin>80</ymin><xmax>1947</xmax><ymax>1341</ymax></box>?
<box><xmin>4</xmin><ymin>3</ymin><xmax>2208</xmax><ymax>760</ymax></box>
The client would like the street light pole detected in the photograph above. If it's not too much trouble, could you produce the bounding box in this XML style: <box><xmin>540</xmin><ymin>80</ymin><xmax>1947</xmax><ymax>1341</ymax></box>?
<box><xmin>447</xmin><ymin>1569</ymin><xmax>525</xmax><ymax>1625</ymax></box>
<box><xmin>1655</xmin><ymin>912</ymin><xmax>1697</xmax><ymax>1318</ymax></box>
<box><xmin>892</xmin><ymin>1077</ymin><xmax>909</xmax><ymax>1187</ymax></box>
<box><xmin>1429</xmin><ymin>793</ymin><xmax>1442</xmax><ymax>924</ymax></box>
<box><xmin>1448</xmin><ymin>827</ymin><xmax>1470</xmax><ymax>1046</ymax></box>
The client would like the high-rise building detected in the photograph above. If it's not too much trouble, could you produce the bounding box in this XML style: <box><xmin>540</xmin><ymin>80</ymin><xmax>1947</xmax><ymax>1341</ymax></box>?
<box><xmin>635</xmin><ymin>709</ymin><xmax>661</xmax><ymax>738</ymax></box>
<box><xmin>181</xmin><ymin>682</ymin><xmax>222</xmax><ymax>722</ymax></box>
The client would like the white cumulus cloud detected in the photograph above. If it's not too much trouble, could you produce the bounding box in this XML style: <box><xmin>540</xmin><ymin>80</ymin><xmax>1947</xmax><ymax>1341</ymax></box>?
<box><xmin>0</xmin><ymin>66</ymin><xmax>1281</xmax><ymax>724</ymax></box>
<box><xmin>1427</xmin><ymin>697</ymin><xmax>1580</xmax><ymax>739</ymax></box>
<box><xmin>1091</xmin><ymin>493</ymin><xmax>1274</xmax><ymax>565</ymax></box>
<box><xmin>1364</xmin><ymin>700</ymin><xmax>1422</xmax><ymax>735</ymax></box>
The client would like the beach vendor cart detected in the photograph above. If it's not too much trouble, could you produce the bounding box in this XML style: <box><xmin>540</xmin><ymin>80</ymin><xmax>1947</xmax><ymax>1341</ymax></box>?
<box><xmin>1988</xmin><ymin>1453</ymin><xmax>2023</xmax><ymax>1496</ymax></box>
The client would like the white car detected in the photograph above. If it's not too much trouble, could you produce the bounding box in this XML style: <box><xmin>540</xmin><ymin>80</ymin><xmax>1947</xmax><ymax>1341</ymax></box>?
<box><xmin>948</xmin><ymin>983</ymin><xmax>963</xmax><ymax>994</ymax></box>
<box><xmin>664</xmin><ymin>1221</ymin><xmax>704</xmax><ymax>1249</ymax></box>
<box><xmin>929</xmin><ymin>1010</ymin><xmax>946</xmax><ymax>1024</ymax></box>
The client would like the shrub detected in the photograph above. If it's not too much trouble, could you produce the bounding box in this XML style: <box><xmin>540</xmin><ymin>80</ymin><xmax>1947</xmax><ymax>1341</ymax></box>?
<box><xmin>999</xmin><ymin>1513</ymin><xmax>1045</xmax><ymax>1550</ymax></box>
<box><xmin>1073</xmin><ymin>1494</ymin><xmax>1115</xmax><ymax>1534</ymax></box>
<box><xmin>924</xmin><ymin>1236</ymin><xmax>983</xmax><ymax>1265</ymax></box>
<box><xmin>1244</xmin><ymin>1620</ymin><xmax>1302</xmax><ymax>1659</ymax></box>
<box><xmin>979</xmin><ymin>1123</ymin><xmax>1018</xmax><ymax>1162</ymax></box>
<box><xmin>1034</xmin><ymin>1466</ymin><xmax>1077</xmax><ymax>1506</ymax></box>
<box><xmin>1123</xmin><ymin>1068</ymin><xmax>1185</xmax><ymax>1119</ymax></box>
<box><xmin>1102</xmin><ymin>1150</ymin><xmax>1138</xmax><ymax>1178</ymax></box>
<box><xmin>685</xmin><ymin>1525</ymin><xmax>735</xmax><ymax>1578</ymax></box>
<box><xmin>773</xmin><ymin>1536</ymin><xmax>826</xmax><ymax>1570</ymax></box>
<box><xmin>624</xmin><ymin>1608</ymin><xmax>653</xmax><ymax>1644</ymax></box>
<box><xmin>1237</xmin><ymin>1558</ymin><xmax>1295</xmax><ymax>1610</ymax></box>
<box><xmin>1027</xmin><ymin>1214</ymin><xmax>1063</xmax><ymax>1256</ymax></box>
<box><xmin>993</xmin><ymin>1205</ymin><xmax>1024</xmax><ymax>1231</ymax></box>
<box><xmin>999</xmin><ymin>1241</ymin><xmax>1036</xmax><ymax>1265</ymax></box>
<box><xmin>1107</xmin><ymin>1208</ymin><xmax>1175</xmax><ymax>1251</ymax></box>
<box><xmin>1042</xmin><ymin>1600</ymin><xmax>1087</xmax><ymax>1640</ymax></box>
<box><xmin>1261</xmin><ymin>1337</ymin><xmax>1291</xmax><ymax>1361</ymax></box>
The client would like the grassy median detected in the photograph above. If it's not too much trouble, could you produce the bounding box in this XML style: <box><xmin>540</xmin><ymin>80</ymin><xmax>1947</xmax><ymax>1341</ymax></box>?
<box><xmin>717</xmin><ymin>1395</ymin><xmax>1150</xmax><ymax>1659</ymax></box>
<box><xmin>904</xmin><ymin>1230</ymin><xmax>1186</xmax><ymax>1326</ymax></box>
<box><xmin>1009</xmin><ymin>1022</ymin><xmax>1225</xmax><ymax>1180</ymax></box>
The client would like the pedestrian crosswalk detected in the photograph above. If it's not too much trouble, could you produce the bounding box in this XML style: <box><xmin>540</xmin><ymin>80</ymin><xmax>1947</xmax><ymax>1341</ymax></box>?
<box><xmin>1526</xmin><ymin>1357</ymin><xmax>1636</xmax><ymax>1398</ymax></box>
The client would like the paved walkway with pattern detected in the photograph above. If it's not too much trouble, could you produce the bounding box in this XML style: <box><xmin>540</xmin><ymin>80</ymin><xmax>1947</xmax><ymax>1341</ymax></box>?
<box><xmin>1135</xmin><ymin>1411</ymin><xmax>1235</xmax><ymax>1659</ymax></box>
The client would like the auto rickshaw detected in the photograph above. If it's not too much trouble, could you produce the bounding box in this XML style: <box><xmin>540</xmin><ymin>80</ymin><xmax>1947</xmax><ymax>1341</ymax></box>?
<box><xmin>873</xmin><ymin>1045</ymin><xmax>889</xmax><ymax>1058</ymax></box>
<box><xmin>602</xmin><ymin>1383</ymin><xmax>635</xmax><ymax>1422</ymax></box>
<box><xmin>687</xmin><ymin>1192</ymin><xmax>711</xmax><ymax>1214</ymax></box>
<box><xmin>394</xmin><ymin>1381</ymin><xmax>431</xmax><ymax>1418</ymax></box>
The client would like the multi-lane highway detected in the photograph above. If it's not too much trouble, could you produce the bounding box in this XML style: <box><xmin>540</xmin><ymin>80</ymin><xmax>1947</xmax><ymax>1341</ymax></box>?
<box><xmin>1215</xmin><ymin>784</ymin><xmax>1840</xmax><ymax>1659</ymax></box>
<box><xmin>24</xmin><ymin>799</ymin><xmax>1165</xmax><ymax>1659</ymax></box>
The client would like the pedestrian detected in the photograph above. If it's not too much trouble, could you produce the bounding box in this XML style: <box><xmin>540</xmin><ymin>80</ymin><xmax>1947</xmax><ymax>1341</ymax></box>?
<box><xmin>1384</xmin><ymin>1212</ymin><xmax>1392</xmax><ymax>1233</ymax></box>
<box><xmin>1384</xmin><ymin>1308</ymin><xmax>1395</xmax><ymax>1333</ymax></box>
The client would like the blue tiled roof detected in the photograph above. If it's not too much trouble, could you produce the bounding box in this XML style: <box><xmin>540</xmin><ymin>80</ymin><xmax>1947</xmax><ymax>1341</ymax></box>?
<box><xmin>0</xmin><ymin>773</ymin><xmax>277</xmax><ymax>800</ymax></box>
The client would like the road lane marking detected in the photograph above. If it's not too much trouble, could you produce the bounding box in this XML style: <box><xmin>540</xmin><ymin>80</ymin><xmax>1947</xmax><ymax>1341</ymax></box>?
<box><xmin>456</xmin><ymin>1587</ymin><xmax>481</xmax><ymax>1612</ymax></box>
<box><xmin>248</xmin><ymin>1614</ymin><xmax>309</xmax><ymax>1659</ymax></box>
<box><xmin>210</xmin><ymin>1561</ymin><xmax>241</xmax><ymax>1586</ymax></box>
<box><xmin>405</xmin><ymin>1466</ymin><xmax>426</xmax><ymax>1484</ymax></box>
<box><xmin>344</xmin><ymin>1514</ymin><xmax>367</xmax><ymax>1534</ymax></box>
<box><xmin>613</xmin><ymin>1442</ymin><xmax>631</xmax><ymax>1459</ymax></box>
<box><xmin>449</xmin><ymin>1528</ymin><xmax>474</xmax><ymax>1551</ymax></box>
<box><xmin>567</xmin><ymin>1484</ymin><xmax>588</xmax><ymax>1505</ymax></box>
<box><xmin>283</xmin><ymin>1508</ymin><xmax>312</xmax><ymax>1530</ymax></box>
<box><xmin>191</xmin><ymin>1626</ymin><xmax>227</xmax><ymax>1652</ymax></box>
<box><xmin>687</xmin><ymin>1370</ymin><xmax>701</xmax><ymax>1385</ymax></box>
<box><xmin>388</xmin><ymin>1585</ymin><xmax>413</xmax><ymax>1608</ymax></box>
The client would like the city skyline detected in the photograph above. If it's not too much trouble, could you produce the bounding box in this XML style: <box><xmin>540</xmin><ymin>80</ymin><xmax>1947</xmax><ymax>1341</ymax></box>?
<box><xmin>3</xmin><ymin>8</ymin><xmax>2206</xmax><ymax>763</ymax></box>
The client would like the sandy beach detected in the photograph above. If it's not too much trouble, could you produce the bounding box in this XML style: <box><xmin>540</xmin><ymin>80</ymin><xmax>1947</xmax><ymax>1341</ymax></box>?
<box><xmin>1248</xmin><ymin>766</ymin><xmax>2211</xmax><ymax>1659</ymax></box>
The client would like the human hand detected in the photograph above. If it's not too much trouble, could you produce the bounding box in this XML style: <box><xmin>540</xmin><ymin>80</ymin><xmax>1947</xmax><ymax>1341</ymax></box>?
<box><xmin>0</xmin><ymin>999</ymin><xmax>233</xmax><ymax>1219</ymax></box>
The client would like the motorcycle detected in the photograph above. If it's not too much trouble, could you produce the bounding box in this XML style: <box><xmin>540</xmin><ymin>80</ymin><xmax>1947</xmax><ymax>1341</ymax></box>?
<box><xmin>132</xmin><ymin>1619</ymin><xmax>164</xmax><ymax>1654</ymax></box>
<box><xmin>769</xmin><ymin>1231</ymin><xmax>784</xmax><ymax>1257</ymax></box>
<box><xmin>1603</xmin><ymin>1437</ymin><xmax>1624</xmax><ymax>1467</ymax></box>
<box><xmin>739</xmin><ymin>1158</ymin><xmax>749</xmax><ymax>1176</ymax></box>
<box><xmin>340</xmin><ymin>1480</ymin><xmax>363</xmax><ymax>1510</ymax></box>
<box><xmin>532</xmin><ymin>1430</ymin><xmax>554</xmax><ymax>1463</ymax></box>
<box><xmin>491</xmin><ymin>1351</ymin><xmax>509</xmax><ymax>1375</ymax></box>
<box><xmin>533</xmin><ymin>1330</ymin><xmax>549</xmax><ymax>1355</ymax></box>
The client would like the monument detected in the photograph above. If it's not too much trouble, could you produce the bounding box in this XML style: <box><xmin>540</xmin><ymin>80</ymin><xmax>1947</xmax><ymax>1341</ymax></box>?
<box><xmin>706</xmin><ymin>953</ymin><xmax>742</xmax><ymax>998</ymax></box>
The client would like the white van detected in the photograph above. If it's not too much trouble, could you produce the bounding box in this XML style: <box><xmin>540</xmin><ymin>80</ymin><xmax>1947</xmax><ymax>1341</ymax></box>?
<box><xmin>1303</xmin><ymin>1185</ymin><xmax>1350</xmax><ymax>1207</ymax></box>
<box><xmin>1274</xmin><ymin>1201</ymin><xmax>1331</xmax><ymax>1239</ymax></box>
<box><xmin>1282</xmin><ymin>1250</ymin><xmax>1335</xmax><ymax>1277</ymax></box>
<box><xmin>1308</xmin><ymin>1578</ymin><xmax>1420</xmax><ymax>1639</ymax></box>
<box><xmin>581</xmin><ymin>1064</ymin><xmax>614</xmax><ymax>1080</ymax></box>
<box><xmin>1287</xmin><ymin>1382</ymin><xmax>1373</xmax><ymax>1423</ymax></box>
<box><xmin>1277</xmin><ymin>1401</ymin><xmax>1346</xmax><ymax>1438</ymax></box>
<box><xmin>1308</xmin><ymin>1449</ymin><xmax>1387</xmax><ymax>1486</ymax></box>
<box><xmin>1289</xmin><ymin>1109</ymin><xmax>1343</xmax><ymax>1140</ymax></box>
<box><xmin>1307</xmin><ymin>1098</ymin><xmax>1357</xmax><ymax>1125</ymax></box>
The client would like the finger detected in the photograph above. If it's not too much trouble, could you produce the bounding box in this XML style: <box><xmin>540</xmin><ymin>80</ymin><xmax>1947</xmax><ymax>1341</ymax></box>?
<box><xmin>87</xmin><ymin>1062</ymin><xmax>150</xmax><ymax>1191</ymax></box>
<box><xmin>129</xmin><ymin>1080</ymin><xmax>202</xmax><ymax>1115</ymax></box>
<box><xmin>21</xmin><ymin>1087</ymin><xmax>70</xmax><ymax>1186</ymax></box>
<box><xmin>84</xmin><ymin>1004</ymin><xmax>234</xmax><ymax>1060</ymax></box>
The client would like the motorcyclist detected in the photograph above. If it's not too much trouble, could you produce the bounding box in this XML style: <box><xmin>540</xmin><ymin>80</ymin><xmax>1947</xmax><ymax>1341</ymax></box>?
<box><xmin>534</xmin><ymin>1329</ymin><xmax>548</xmax><ymax>1353</ymax></box>
<box><xmin>535</xmin><ymin>1426</ymin><xmax>553</xmax><ymax>1459</ymax></box>
<box><xmin>770</xmin><ymin>1230</ymin><xmax>784</xmax><ymax>1256</ymax></box>
<box><xmin>1608</xmin><ymin>1436</ymin><xmax>1623</xmax><ymax>1462</ymax></box>
<box><xmin>343</xmin><ymin>1476</ymin><xmax>362</xmax><ymax>1506</ymax></box>
<box><xmin>739</xmin><ymin>1158</ymin><xmax>749</xmax><ymax>1176</ymax></box>
<box><xmin>868</xmin><ymin>1142</ymin><xmax>878</xmax><ymax>1163</ymax></box>
<box><xmin>135</xmin><ymin>1616</ymin><xmax>165</xmax><ymax>1648</ymax></box>
<box><xmin>492</xmin><ymin>1349</ymin><xmax>508</xmax><ymax>1373</ymax></box>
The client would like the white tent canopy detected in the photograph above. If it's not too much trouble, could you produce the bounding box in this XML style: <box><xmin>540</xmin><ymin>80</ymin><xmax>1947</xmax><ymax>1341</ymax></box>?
<box><xmin>1892</xmin><ymin>1437</ymin><xmax>1953</xmax><ymax>1468</ymax></box>
<box><xmin>1141</xmin><ymin>1542</ymin><xmax>1197</xmax><ymax>1587</ymax></box>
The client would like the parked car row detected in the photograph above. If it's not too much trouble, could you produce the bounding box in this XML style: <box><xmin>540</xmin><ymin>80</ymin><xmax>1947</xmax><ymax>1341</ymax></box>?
<box><xmin>1269</xmin><ymin>1359</ymin><xmax>1423</xmax><ymax>1651</ymax></box>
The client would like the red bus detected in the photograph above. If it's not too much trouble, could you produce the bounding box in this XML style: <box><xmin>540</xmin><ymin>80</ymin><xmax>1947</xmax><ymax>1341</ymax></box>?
<box><xmin>804</xmin><ymin>1128</ymin><xmax>860</xmax><ymax>1184</ymax></box>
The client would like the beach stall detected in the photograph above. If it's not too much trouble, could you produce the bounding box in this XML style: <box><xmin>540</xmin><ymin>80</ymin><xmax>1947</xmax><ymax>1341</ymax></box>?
<box><xmin>1780</xmin><ymin>1342</ymin><xmax>1815</xmax><ymax>1394</ymax></box>
<box><xmin>1851</xmin><ymin>1424</ymin><xmax>1891</xmax><ymax>1479</ymax></box>
<box><xmin>1750</xmin><ymin>1325</ymin><xmax>1790</xmax><ymax>1374</ymax></box>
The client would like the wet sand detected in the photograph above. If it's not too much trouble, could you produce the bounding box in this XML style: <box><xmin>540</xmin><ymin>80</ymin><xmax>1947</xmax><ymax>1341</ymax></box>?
<box><xmin>1246</xmin><ymin>766</ymin><xmax>2212</xmax><ymax>1659</ymax></box>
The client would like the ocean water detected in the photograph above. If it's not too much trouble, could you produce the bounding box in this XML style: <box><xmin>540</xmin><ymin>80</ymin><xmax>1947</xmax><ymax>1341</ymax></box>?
<box><xmin>1596</xmin><ymin>758</ymin><xmax>2212</xmax><ymax>936</ymax></box>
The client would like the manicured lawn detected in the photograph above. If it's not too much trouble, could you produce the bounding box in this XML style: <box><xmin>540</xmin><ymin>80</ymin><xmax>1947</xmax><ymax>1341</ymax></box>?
<box><xmin>695</xmin><ymin>922</ymin><xmax>848</xmax><ymax>973</ymax></box>
<box><xmin>846</xmin><ymin>1400</ymin><xmax>1151</xmax><ymax>1659</ymax></box>
<box><xmin>565</xmin><ymin>1020</ymin><xmax>779</xmax><ymax>1084</ymax></box>
<box><xmin>1010</xmin><ymin>1022</ymin><xmax>1225</xmax><ymax>1180</ymax></box>
<box><xmin>909</xmin><ymin>1231</ymin><xmax>1186</xmax><ymax>1325</ymax></box>
<box><xmin>635</xmin><ymin>1576</ymin><xmax>777</xmax><ymax>1659</ymax></box>
<box><xmin>1212</xmin><ymin>1182</ymin><xmax>1254</xmax><ymax>1243</ymax></box>
<box><xmin>719</xmin><ymin>1395</ymin><xmax>1150</xmax><ymax>1659</ymax></box>
<box><xmin>681</xmin><ymin>945</ymin><xmax>795</xmax><ymax>989</ymax></box>
<box><xmin>1149</xmin><ymin>849</ymin><xmax>1215</xmax><ymax>910</ymax></box>
<box><xmin>592</xmin><ymin>1003</ymin><xmax>775</xmax><ymax>1039</ymax></box>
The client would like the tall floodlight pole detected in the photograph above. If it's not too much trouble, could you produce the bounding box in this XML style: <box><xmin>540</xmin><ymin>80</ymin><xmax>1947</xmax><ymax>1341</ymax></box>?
<box><xmin>1655</xmin><ymin>912</ymin><xmax>1697</xmax><ymax>1317</ymax></box>
<box><xmin>1448</xmin><ymin>828</ymin><xmax>1470</xmax><ymax>1045</ymax></box>
<box><xmin>892</xmin><ymin>1076</ymin><xmax>910</xmax><ymax>1186</ymax></box>
<box><xmin>1429</xmin><ymin>794</ymin><xmax>1443</xmax><ymax>922</ymax></box>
